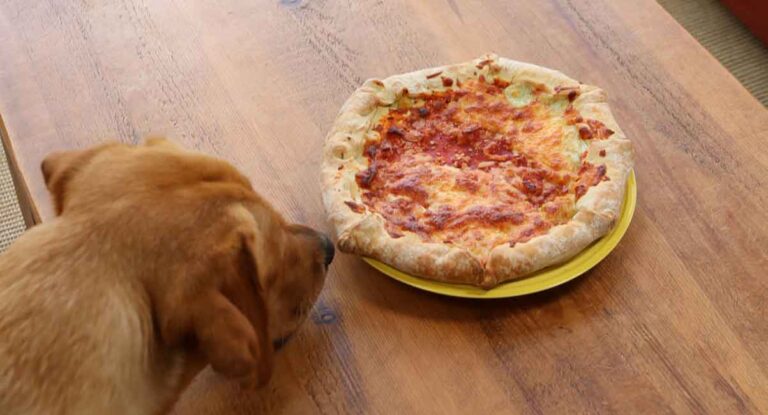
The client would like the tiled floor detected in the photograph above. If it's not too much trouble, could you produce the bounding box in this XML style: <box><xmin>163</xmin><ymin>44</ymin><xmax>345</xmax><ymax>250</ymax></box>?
<box><xmin>1</xmin><ymin>0</ymin><xmax>767</xmax><ymax>252</ymax></box>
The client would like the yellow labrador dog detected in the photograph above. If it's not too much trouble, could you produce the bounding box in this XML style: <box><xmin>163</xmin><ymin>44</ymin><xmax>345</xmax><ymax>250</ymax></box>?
<box><xmin>0</xmin><ymin>138</ymin><xmax>332</xmax><ymax>415</ymax></box>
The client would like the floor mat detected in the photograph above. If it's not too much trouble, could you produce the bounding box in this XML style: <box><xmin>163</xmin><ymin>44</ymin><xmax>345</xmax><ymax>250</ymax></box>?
<box><xmin>0</xmin><ymin>140</ymin><xmax>25</xmax><ymax>251</ymax></box>
<box><xmin>658</xmin><ymin>0</ymin><xmax>768</xmax><ymax>106</ymax></box>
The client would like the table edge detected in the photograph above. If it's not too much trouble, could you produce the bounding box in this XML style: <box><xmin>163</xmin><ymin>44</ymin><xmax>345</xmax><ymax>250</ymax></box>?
<box><xmin>0</xmin><ymin>113</ymin><xmax>40</xmax><ymax>227</ymax></box>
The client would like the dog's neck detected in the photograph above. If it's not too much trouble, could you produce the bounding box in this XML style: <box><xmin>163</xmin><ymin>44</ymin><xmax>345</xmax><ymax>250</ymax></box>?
<box><xmin>0</xmin><ymin>219</ymin><xmax>195</xmax><ymax>414</ymax></box>
<box><xmin>0</xmin><ymin>197</ymin><xmax>286</xmax><ymax>415</ymax></box>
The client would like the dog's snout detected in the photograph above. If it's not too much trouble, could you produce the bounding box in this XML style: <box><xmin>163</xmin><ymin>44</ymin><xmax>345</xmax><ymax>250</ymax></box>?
<box><xmin>320</xmin><ymin>233</ymin><xmax>335</xmax><ymax>267</ymax></box>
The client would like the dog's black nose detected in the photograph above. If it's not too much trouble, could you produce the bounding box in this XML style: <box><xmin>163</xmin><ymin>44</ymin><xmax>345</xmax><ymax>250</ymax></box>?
<box><xmin>320</xmin><ymin>233</ymin><xmax>335</xmax><ymax>267</ymax></box>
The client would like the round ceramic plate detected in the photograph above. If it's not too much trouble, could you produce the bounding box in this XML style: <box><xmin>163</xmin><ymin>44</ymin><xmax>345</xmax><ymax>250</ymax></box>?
<box><xmin>362</xmin><ymin>170</ymin><xmax>637</xmax><ymax>299</ymax></box>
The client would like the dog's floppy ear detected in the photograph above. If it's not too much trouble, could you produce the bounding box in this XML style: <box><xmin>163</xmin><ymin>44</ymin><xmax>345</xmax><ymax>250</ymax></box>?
<box><xmin>143</xmin><ymin>136</ymin><xmax>182</xmax><ymax>150</ymax></box>
<box><xmin>40</xmin><ymin>143</ymin><xmax>118</xmax><ymax>215</ymax></box>
<box><xmin>156</xmin><ymin>228</ymin><xmax>275</xmax><ymax>387</ymax></box>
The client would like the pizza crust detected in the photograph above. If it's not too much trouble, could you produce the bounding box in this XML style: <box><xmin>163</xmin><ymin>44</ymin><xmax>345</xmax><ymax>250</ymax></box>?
<box><xmin>322</xmin><ymin>54</ymin><xmax>634</xmax><ymax>288</ymax></box>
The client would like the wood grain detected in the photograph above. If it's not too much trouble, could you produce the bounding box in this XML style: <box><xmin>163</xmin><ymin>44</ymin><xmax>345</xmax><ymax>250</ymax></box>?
<box><xmin>0</xmin><ymin>0</ymin><xmax>767</xmax><ymax>413</ymax></box>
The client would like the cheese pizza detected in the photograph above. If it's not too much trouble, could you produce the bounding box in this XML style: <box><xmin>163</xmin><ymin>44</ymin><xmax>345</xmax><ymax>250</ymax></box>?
<box><xmin>322</xmin><ymin>54</ymin><xmax>633</xmax><ymax>288</ymax></box>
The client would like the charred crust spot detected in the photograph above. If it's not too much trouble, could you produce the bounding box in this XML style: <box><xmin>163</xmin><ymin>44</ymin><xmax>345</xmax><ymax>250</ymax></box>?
<box><xmin>492</xmin><ymin>78</ymin><xmax>511</xmax><ymax>88</ymax></box>
<box><xmin>578</xmin><ymin>126</ymin><xmax>593</xmax><ymax>140</ymax></box>
<box><xmin>596</xmin><ymin>164</ymin><xmax>607</xmax><ymax>178</ymax></box>
<box><xmin>599</xmin><ymin>149</ymin><xmax>606</xmax><ymax>157</ymax></box>
<box><xmin>513</xmin><ymin>108</ymin><xmax>531</xmax><ymax>120</ymax></box>
<box><xmin>575</xmin><ymin>184</ymin><xmax>587</xmax><ymax>199</ymax></box>
<box><xmin>355</xmin><ymin>165</ymin><xmax>377</xmax><ymax>187</ymax></box>
<box><xmin>426</xmin><ymin>71</ymin><xmax>443</xmax><ymax>79</ymax></box>
<box><xmin>462</xmin><ymin>124</ymin><xmax>481</xmax><ymax>134</ymax></box>
<box><xmin>387</xmin><ymin>126</ymin><xmax>404</xmax><ymax>137</ymax></box>
<box><xmin>532</xmin><ymin>84</ymin><xmax>548</xmax><ymax>95</ymax></box>
<box><xmin>344</xmin><ymin>201</ymin><xmax>366</xmax><ymax>213</ymax></box>
<box><xmin>586</xmin><ymin>119</ymin><xmax>615</xmax><ymax>139</ymax></box>
<box><xmin>476</xmin><ymin>58</ymin><xmax>493</xmax><ymax>69</ymax></box>
<box><xmin>554</xmin><ymin>86</ymin><xmax>580</xmax><ymax>102</ymax></box>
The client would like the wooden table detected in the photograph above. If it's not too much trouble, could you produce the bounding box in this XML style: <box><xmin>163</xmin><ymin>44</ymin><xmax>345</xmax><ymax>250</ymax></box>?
<box><xmin>1</xmin><ymin>0</ymin><xmax>767</xmax><ymax>413</ymax></box>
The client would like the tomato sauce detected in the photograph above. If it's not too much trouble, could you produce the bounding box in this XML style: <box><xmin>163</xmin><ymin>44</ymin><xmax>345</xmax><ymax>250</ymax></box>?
<box><xmin>353</xmin><ymin>78</ymin><xmax>609</xmax><ymax>248</ymax></box>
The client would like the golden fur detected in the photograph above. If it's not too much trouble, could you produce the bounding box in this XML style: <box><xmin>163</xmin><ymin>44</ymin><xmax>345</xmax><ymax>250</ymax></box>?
<box><xmin>0</xmin><ymin>138</ymin><xmax>331</xmax><ymax>415</ymax></box>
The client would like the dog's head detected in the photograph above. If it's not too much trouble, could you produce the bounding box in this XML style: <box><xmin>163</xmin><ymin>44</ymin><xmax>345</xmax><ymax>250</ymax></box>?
<box><xmin>41</xmin><ymin>138</ymin><xmax>333</xmax><ymax>386</ymax></box>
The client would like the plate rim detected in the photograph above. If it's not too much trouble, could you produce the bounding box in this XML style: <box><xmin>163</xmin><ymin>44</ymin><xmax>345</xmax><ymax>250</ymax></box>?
<box><xmin>361</xmin><ymin>169</ymin><xmax>637</xmax><ymax>299</ymax></box>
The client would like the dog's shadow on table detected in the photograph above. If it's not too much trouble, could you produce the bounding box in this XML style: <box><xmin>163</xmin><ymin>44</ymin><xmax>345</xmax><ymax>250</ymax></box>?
<box><xmin>172</xmin><ymin>348</ymin><xmax>321</xmax><ymax>415</ymax></box>
<box><xmin>172</xmin><ymin>256</ymin><xmax>626</xmax><ymax>415</ymax></box>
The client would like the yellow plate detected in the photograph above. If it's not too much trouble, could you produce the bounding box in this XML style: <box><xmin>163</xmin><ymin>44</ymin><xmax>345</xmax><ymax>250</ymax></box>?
<box><xmin>362</xmin><ymin>170</ymin><xmax>637</xmax><ymax>299</ymax></box>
